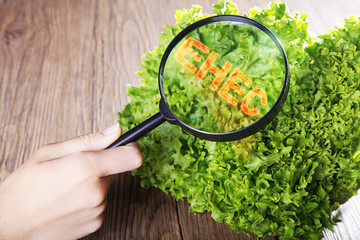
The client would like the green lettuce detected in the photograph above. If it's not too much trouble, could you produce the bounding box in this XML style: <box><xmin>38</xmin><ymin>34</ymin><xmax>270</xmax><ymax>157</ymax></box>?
<box><xmin>118</xmin><ymin>1</ymin><xmax>360</xmax><ymax>239</ymax></box>
<box><xmin>163</xmin><ymin>20</ymin><xmax>284</xmax><ymax>133</ymax></box>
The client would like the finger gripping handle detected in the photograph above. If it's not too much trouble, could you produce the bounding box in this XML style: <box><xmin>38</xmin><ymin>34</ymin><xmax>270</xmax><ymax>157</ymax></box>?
<box><xmin>107</xmin><ymin>112</ymin><xmax>165</xmax><ymax>148</ymax></box>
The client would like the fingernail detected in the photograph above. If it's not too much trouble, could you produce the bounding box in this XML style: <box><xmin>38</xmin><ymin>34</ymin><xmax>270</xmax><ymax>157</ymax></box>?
<box><xmin>101</xmin><ymin>123</ymin><xmax>119</xmax><ymax>135</ymax></box>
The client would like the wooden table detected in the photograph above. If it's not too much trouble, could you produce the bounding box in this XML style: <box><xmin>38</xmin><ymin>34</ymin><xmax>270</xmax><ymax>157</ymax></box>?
<box><xmin>1</xmin><ymin>0</ymin><xmax>360</xmax><ymax>239</ymax></box>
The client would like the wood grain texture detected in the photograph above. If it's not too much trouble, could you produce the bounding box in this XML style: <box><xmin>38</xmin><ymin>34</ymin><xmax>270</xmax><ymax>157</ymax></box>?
<box><xmin>1</xmin><ymin>0</ymin><xmax>360</xmax><ymax>239</ymax></box>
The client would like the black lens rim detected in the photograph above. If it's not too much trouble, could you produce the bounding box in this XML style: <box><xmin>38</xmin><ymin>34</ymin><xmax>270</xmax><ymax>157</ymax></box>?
<box><xmin>158</xmin><ymin>15</ymin><xmax>290</xmax><ymax>142</ymax></box>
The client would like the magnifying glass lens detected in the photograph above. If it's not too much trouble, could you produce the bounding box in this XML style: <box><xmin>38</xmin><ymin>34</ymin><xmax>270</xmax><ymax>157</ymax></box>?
<box><xmin>108</xmin><ymin>16</ymin><xmax>289</xmax><ymax>148</ymax></box>
<box><xmin>161</xmin><ymin>21</ymin><xmax>286</xmax><ymax>134</ymax></box>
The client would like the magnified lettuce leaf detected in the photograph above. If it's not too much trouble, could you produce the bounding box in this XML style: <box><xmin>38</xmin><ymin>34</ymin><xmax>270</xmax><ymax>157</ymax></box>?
<box><xmin>118</xmin><ymin>1</ymin><xmax>360</xmax><ymax>239</ymax></box>
<box><xmin>163</xmin><ymin>21</ymin><xmax>285</xmax><ymax>133</ymax></box>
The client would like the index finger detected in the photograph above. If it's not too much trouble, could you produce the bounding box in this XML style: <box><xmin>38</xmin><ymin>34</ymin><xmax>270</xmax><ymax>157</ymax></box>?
<box><xmin>84</xmin><ymin>142</ymin><xmax>143</xmax><ymax>177</ymax></box>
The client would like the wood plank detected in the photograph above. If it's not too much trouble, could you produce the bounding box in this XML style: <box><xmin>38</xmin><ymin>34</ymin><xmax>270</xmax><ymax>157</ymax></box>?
<box><xmin>177</xmin><ymin>199</ymin><xmax>275</xmax><ymax>240</ymax></box>
<box><xmin>0</xmin><ymin>0</ymin><xmax>96</xmax><ymax>178</ymax></box>
<box><xmin>88</xmin><ymin>173</ymin><xmax>181</xmax><ymax>240</ymax></box>
<box><xmin>89</xmin><ymin>0</ymin><xmax>184</xmax><ymax>239</ymax></box>
<box><xmin>0</xmin><ymin>0</ymin><xmax>52</xmax><ymax>179</ymax></box>
<box><xmin>0</xmin><ymin>0</ymin><xmax>96</xmax><ymax>180</ymax></box>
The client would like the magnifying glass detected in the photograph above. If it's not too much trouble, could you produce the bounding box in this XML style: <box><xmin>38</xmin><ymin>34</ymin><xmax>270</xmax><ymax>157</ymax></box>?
<box><xmin>108</xmin><ymin>15</ymin><xmax>289</xmax><ymax>148</ymax></box>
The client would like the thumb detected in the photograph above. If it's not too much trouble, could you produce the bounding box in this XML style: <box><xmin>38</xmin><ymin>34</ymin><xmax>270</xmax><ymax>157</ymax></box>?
<box><xmin>35</xmin><ymin>123</ymin><xmax>122</xmax><ymax>161</ymax></box>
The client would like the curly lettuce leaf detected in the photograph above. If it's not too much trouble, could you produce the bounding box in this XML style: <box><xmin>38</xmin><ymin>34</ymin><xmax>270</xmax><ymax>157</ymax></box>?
<box><xmin>118</xmin><ymin>1</ymin><xmax>360</xmax><ymax>239</ymax></box>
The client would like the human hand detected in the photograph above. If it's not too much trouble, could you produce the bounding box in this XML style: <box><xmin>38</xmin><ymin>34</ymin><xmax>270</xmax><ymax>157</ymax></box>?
<box><xmin>0</xmin><ymin>123</ymin><xmax>142</xmax><ymax>240</ymax></box>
